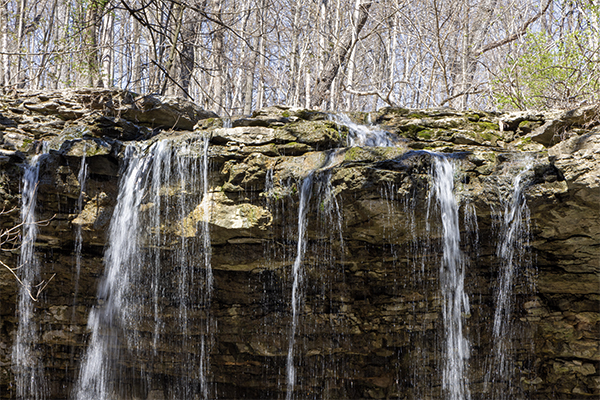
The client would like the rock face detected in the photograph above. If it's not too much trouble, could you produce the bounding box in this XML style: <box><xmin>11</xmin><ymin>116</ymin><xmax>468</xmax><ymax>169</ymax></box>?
<box><xmin>0</xmin><ymin>90</ymin><xmax>598</xmax><ymax>400</ymax></box>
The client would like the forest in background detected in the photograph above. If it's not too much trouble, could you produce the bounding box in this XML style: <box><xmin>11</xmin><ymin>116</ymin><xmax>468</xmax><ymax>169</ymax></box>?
<box><xmin>0</xmin><ymin>0</ymin><xmax>598</xmax><ymax>116</ymax></box>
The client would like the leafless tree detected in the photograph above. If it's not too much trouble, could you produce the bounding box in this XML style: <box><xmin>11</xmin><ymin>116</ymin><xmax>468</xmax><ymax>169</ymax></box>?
<box><xmin>0</xmin><ymin>0</ymin><xmax>594</xmax><ymax>111</ymax></box>
<box><xmin>0</xmin><ymin>207</ymin><xmax>55</xmax><ymax>301</ymax></box>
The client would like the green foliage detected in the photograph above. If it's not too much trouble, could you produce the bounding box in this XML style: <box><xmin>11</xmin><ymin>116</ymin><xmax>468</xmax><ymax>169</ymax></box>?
<box><xmin>493</xmin><ymin>25</ymin><xmax>600</xmax><ymax>109</ymax></box>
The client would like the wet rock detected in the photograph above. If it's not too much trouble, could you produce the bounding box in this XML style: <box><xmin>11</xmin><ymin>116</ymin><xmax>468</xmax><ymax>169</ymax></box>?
<box><xmin>0</xmin><ymin>92</ymin><xmax>599</xmax><ymax>399</ymax></box>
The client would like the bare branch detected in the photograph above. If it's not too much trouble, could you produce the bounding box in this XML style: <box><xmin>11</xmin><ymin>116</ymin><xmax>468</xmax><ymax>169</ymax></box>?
<box><xmin>476</xmin><ymin>0</ymin><xmax>552</xmax><ymax>57</ymax></box>
<box><xmin>0</xmin><ymin>213</ymin><xmax>56</xmax><ymax>301</ymax></box>
<box><xmin>343</xmin><ymin>81</ymin><xmax>409</xmax><ymax>107</ymax></box>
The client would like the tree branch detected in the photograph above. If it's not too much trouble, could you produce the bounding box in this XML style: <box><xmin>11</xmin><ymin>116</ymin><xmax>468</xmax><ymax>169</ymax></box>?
<box><xmin>475</xmin><ymin>0</ymin><xmax>552</xmax><ymax>57</ymax></box>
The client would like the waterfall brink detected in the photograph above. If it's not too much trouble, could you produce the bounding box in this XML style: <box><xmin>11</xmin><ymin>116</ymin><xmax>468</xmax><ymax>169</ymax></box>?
<box><xmin>430</xmin><ymin>156</ymin><xmax>470</xmax><ymax>400</ymax></box>
<box><xmin>286</xmin><ymin>173</ymin><xmax>314</xmax><ymax>400</ymax></box>
<box><xmin>487</xmin><ymin>157</ymin><xmax>533</xmax><ymax>399</ymax></box>
<box><xmin>329</xmin><ymin>113</ymin><xmax>394</xmax><ymax>147</ymax></box>
<box><xmin>76</xmin><ymin>137</ymin><xmax>214</xmax><ymax>399</ymax></box>
<box><xmin>12</xmin><ymin>151</ymin><xmax>47</xmax><ymax>400</ymax></box>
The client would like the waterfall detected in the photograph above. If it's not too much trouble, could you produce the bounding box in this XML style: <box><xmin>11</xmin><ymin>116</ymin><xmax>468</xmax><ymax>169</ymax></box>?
<box><xmin>199</xmin><ymin>135</ymin><xmax>214</xmax><ymax>398</ymax></box>
<box><xmin>487</xmin><ymin>157</ymin><xmax>533</xmax><ymax>399</ymax></box>
<box><xmin>430</xmin><ymin>156</ymin><xmax>470</xmax><ymax>400</ymax></box>
<box><xmin>75</xmin><ymin>143</ymin><xmax>153</xmax><ymax>399</ymax></box>
<box><xmin>286</xmin><ymin>173</ymin><xmax>314</xmax><ymax>400</ymax></box>
<box><xmin>12</xmin><ymin>149</ymin><xmax>48</xmax><ymax>400</ymax></box>
<box><xmin>76</xmin><ymin>137</ymin><xmax>214</xmax><ymax>399</ymax></box>
<box><xmin>73</xmin><ymin>150</ymin><xmax>88</xmax><ymax>306</ymax></box>
<box><xmin>329</xmin><ymin>113</ymin><xmax>394</xmax><ymax>147</ymax></box>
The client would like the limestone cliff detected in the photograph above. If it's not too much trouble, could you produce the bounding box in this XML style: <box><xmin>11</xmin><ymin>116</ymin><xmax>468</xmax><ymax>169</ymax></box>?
<box><xmin>0</xmin><ymin>89</ymin><xmax>598</xmax><ymax>399</ymax></box>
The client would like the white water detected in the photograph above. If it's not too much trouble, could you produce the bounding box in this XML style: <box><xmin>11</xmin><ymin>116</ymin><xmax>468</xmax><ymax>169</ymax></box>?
<box><xmin>76</xmin><ymin>137</ymin><xmax>214</xmax><ymax>399</ymax></box>
<box><xmin>12</xmin><ymin>150</ymin><xmax>47</xmax><ymax>400</ymax></box>
<box><xmin>72</xmin><ymin>150</ymin><xmax>88</xmax><ymax>306</ymax></box>
<box><xmin>286</xmin><ymin>174</ymin><xmax>314</xmax><ymax>400</ymax></box>
<box><xmin>330</xmin><ymin>113</ymin><xmax>394</xmax><ymax>147</ymax></box>
<box><xmin>75</xmin><ymin>144</ymin><xmax>153</xmax><ymax>399</ymax></box>
<box><xmin>198</xmin><ymin>135</ymin><xmax>213</xmax><ymax>398</ymax></box>
<box><xmin>430</xmin><ymin>156</ymin><xmax>470</xmax><ymax>400</ymax></box>
<box><xmin>488</xmin><ymin>158</ymin><xmax>533</xmax><ymax>398</ymax></box>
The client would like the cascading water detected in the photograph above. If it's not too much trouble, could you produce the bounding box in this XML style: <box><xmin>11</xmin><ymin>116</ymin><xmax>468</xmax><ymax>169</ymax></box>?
<box><xmin>12</xmin><ymin>148</ymin><xmax>48</xmax><ymax>400</ymax></box>
<box><xmin>3</xmin><ymin>110</ymin><xmax>559</xmax><ymax>400</ymax></box>
<box><xmin>487</xmin><ymin>157</ymin><xmax>534</xmax><ymax>399</ymax></box>
<box><xmin>286</xmin><ymin>173</ymin><xmax>314</xmax><ymax>400</ymax></box>
<box><xmin>75</xmin><ymin>143</ymin><xmax>153</xmax><ymax>399</ymax></box>
<box><xmin>72</xmin><ymin>150</ymin><xmax>88</xmax><ymax>307</ymax></box>
<box><xmin>430</xmin><ymin>156</ymin><xmax>470</xmax><ymax>400</ymax></box>
<box><xmin>76</xmin><ymin>136</ymin><xmax>214</xmax><ymax>399</ymax></box>
<box><xmin>329</xmin><ymin>113</ymin><xmax>394</xmax><ymax>147</ymax></box>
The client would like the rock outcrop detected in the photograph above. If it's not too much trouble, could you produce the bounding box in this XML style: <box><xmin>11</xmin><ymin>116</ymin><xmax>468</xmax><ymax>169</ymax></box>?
<box><xmin>0</xmin><ymin>90</ymin><xmax>598</xmax><ymax>399</ymax></box>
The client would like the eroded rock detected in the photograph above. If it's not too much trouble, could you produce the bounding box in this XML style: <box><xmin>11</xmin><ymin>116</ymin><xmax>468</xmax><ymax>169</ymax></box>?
<box><xmin>0</xmin><ymin>94</ymin><xmax>598</xmax><ymax>400</ymax></box>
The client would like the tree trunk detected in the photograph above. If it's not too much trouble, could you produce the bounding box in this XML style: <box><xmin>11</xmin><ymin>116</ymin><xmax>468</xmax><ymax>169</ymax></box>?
<box><xmin>100</xmin><ymin>12</ymin><xmax>114</xmax><ymax>88</ymax></box>
<box><xmin>161</xmin><ymin>3</ymin><xmax>186</xmax><ymax>96</ymax></box>
<box><xmin>16</xmin><ymin>0</ymin><xmax>27</xmax><ymax>87</ymax></box>
<box><xmin>178</xmin><ymin>10</ymin><xmax>197</xmax><ymax>98</ymax></box>
<box><xmin>210</xmin><ymin>0</ymin><xmax>226</xmax><ymax>114</ymax></box>
<box><xmin>288</xmin><ymin>0</ymin><xmax>302</xmax><ymax>106</ymax></box>
<box><xmin>256</xmin><ymin>34</ymin><xmax>265</xmax><ymax>109</ymax></box>
<box><xmin>591</xmin><ymin>0</ymin><xmax>599</xmax><ymax>62</ymax></box>
<box><xmin>1</xmin><ymin>4</ymin><xmax>10</xmax><ymax>86</ymax></box>
<box><xmin>84</xmin><ymin>0</ymin><xmax>105</xmax><ymax>87</ymax></box>
<box><xmin>132</xmin><ymin>18</ymin><xmax>142</xmax><ymax>92</ymax></box>
<box><xmin>311</xmin><ymin>0</ymin><xmax>372</xmax><ymax>108</ymax></box>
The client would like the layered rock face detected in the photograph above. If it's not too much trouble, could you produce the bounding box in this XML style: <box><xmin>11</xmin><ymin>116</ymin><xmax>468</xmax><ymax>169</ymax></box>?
<box><xmin>0</xmin><ymin>89</ymin><xmax>598</xmax><ymax>399</ymax></box>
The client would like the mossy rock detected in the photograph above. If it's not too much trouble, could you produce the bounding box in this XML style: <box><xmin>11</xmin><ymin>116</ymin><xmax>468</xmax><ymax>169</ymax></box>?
<box><xmin>479</xmin><ymin>131</ymin><xmax>500</xmax><ymax>145</ymax></box>
<box><xmin>517</xmin><ymin>120</ymin><xmax>543</xmax><ymax>135</ymax></box>
<box><xmin>277</xmin><ymin>120</ymin><xmax>342</xmax><ymax>149</ymax></box>
<box><xmin>196</xmin><ymin>117</ymin><xmax>230</xmax><ymax>130</ymax></box>
<box><xmin>475</xmin><ymin>121</ymin><xmax>500</xmax><ymax>132</ymax></box>
<box><xmin>342</xmin><ymin>146</ymin><xmax>406</xmax><ymax>164</ymax></box>
<box><xmin>417</xmin><ymin>130</ymin><xmax>433</xmax><ymax>140</ymax></box>
<box><xmin>376</xmin><ymin>107</ymin><xmax>410</xmax><ymax>119</ymax></box>
<box><xmin>291</xmin><ymin>109</ymin><xmax>328</xmax><ymax>121</ymax></box>
<box><xmin>389</xmin><ymin>122</ymin><xmax>427</xmax><ymax>139</ymax></box>
<box><xmin>276</xmin><ymin>142</ymin><xmax>313</xmax><ymax>156</ymax></box>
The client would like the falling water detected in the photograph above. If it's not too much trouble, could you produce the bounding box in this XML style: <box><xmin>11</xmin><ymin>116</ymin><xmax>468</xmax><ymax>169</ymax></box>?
<box><xmin>198</xmin><ymin>135</ymin><xmax>214</xmax><ymax>398</ymax></box>
<box><xmin>72</xmin><ymin>150</ymin><xmax>88</xmax><ymax>306</ymax></box>
<box><xmin>75</xmin><ymin>136</ymin><xmax>214</xmax><ymax>399</ymax></box>
<box><xmin>286</xmin><ymin>173</ymin><xmax>314</xmax><ymax>400</ymax></box>
<box><xmin>12</xmin><ymin>149</ymin><xmax>47</xmax><ymax>400</ymax></box>
<box><xmin>75</xmin><ymin>143</ymin><xmax>153</xmax><ymax>399</ymax></box>
<box><xmin>430</xmin><ymin>156</ymin><xmax>470</xmax><ymax>400</ymax></box>
<box><xmin>329</xmin><ymin>113</ymin><xmax>394</xmax><ymax>147</ymax></box>
<box><xmin>148</xmin><ymin>140</ymin><xmax>170</xmax><ymax>351</ymax></box>
<box><xmin>487</xmin><ymin>157</ymin><xmax>533</xmax><ymax>399</ymax></box>
<box><xmin>172</xmin><ymin>135</ymin><xmax>214</xmax><ymax>398</ymax></box>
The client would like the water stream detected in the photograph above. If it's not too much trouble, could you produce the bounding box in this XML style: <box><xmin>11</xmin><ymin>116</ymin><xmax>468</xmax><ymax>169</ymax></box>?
<box><xmin>72</xmin><ymin>150</ymin><xmax>88</xmax><ymax>308</ymax></box>
<box><xmin>12</xmin><ymin>149</ymin><xmax>48</xmax><ymax>400</ymax></box>
<box><xmin>430</xmin><ymin>156</ymin><xmax>470</xmax><ymax>400</ymax></box>
<box><xmin>5</xmin><ymin>115</ymin><xmax>550</xmax><ymax>399</ymax></box>
<box><xmin>75</xmin><ymin>136</ymin><xmax>214</xmax><ymax>399</ymax></box>
<box><xmin>487</xmin><ymin>157</ymin><xmax>534</xmax><ymax>399</ymax></box>
<box><xmin>330</xmin><ymin>113</ymin><xmax>394</xmax><ymax>147</ymax></box>
<box><xmin>75</xmin><ymin>143</ymin><xmax>153</xmax><ymax>399</ymax></box>
<box><xmin>285</xmin><ymin>174</ymin><xmax>314</xmax><ymax>400</ymax></box>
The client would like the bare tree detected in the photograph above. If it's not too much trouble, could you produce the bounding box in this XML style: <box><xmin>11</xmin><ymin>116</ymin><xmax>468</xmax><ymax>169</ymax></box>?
<box><xmin>0</xmin><ymin>207</ymin><xmax>55</xmax><ymax>301</ymax></box>
<box><xmin>311</xmin><ymin>0</ymin><xmax>372</xmax><ymax>108</ymax></box>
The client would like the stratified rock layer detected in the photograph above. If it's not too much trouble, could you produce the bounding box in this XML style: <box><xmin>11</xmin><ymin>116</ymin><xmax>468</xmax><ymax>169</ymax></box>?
<box><xmin>0</xmin><ymin>90</ymin><xmax>598</xmax><ymax>399</ymax></box>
